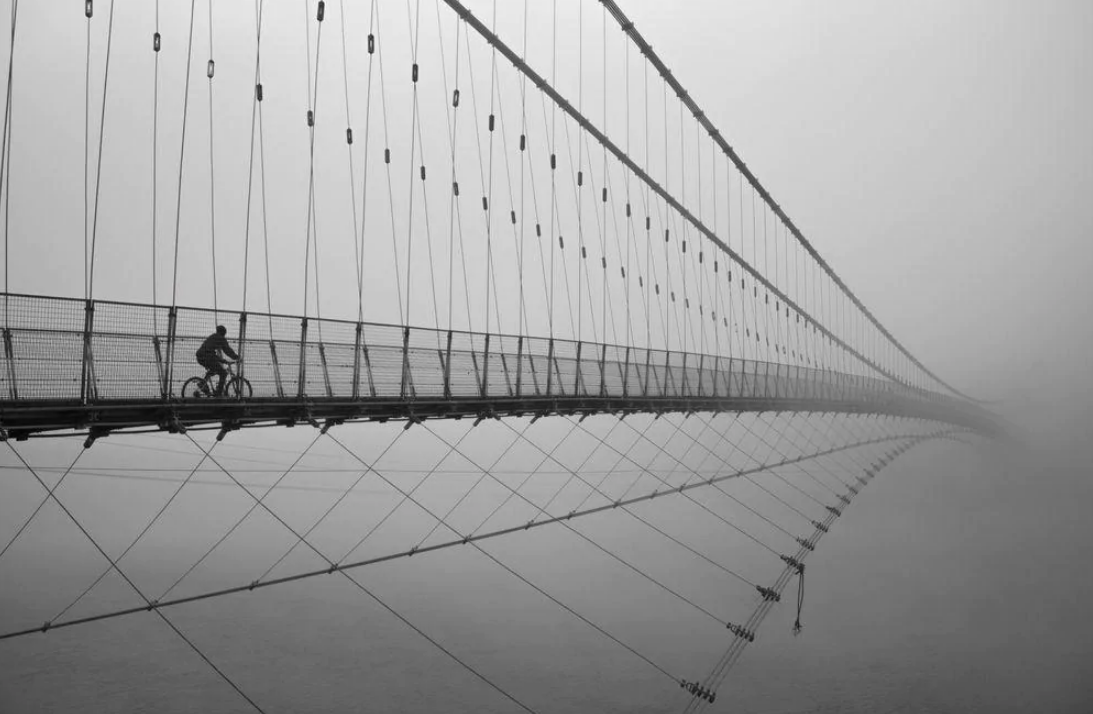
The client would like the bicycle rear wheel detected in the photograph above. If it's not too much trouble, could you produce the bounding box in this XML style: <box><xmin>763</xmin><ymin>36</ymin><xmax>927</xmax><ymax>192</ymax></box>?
<box><xmin>226</xmin><ymin>376</ymin><xmax>252</xmax><ymax>399</ymax></box>
<box><xmin>181</xmin><ymin>377</ymin><xmax>209</xmax><ymax>399</ymax></box>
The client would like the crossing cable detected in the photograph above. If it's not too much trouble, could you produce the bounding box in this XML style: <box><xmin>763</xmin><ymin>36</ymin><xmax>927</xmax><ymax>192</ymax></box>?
<box><xmin>597</xmin><ymin>0</ymin><xmax>972</xmax><ymax>401</ymax></box>
<box><xmin>756</xmin><ymin>413</ymin><xmax>843</xmax><ymax>498</ymax></box>
<box><xmin>694</xmin><ymin>414</ymin><xmax>822</xmax><ymax>524</ymax></box>
<box><xmin>257</xmin><ymin>428</ymin><xmax>405</xmax><ymax>580</ymax></box>
<box><xmin>438</xmin><ymin>417</ymin><xmax>761</xmax><ymax>590</ymax></box>
<box><xmin>0</xmin><ymin>447</ymin><xmax>85</xmax><ymax>562</ymax></box>
<box><xmin>406</xmin><ymin>423</ymin><xmax>750</xmax><ymax>639</ymax></box>
<box><xmin>156</xmin><ymin>430</ymin><xmax>328</xmax><ymax>601</ymax></box>
<box><xmin>0</xmin><ymin>433</ymin><xmax>920</xmax><ymax>641</ymax></box>
<box><xmin>329</xmin><ymin>428</ymin><xmax>682</xmax><ymax>690</ymax></box>
<box><xmin>87</xmin><ymin>0</ymin><xmax>117</xmax><ymax>301</ymax></box>
<box><xmin>411</xmin><ymin>419</ymin><xmax>535</xmax><ymax>550</ymax></box>
<box><xmin>589</xmin><ymin>412</ymin><xmax>682</xmax><ymax>507</ymax></box>
<box><xmin>182</xmin><ymin>429</ymin><xmax>537</xmax><ymax>713</ymax></box>
<box><xmin>0</xmin><ymin>0</ymin><xmax>17</xmax><ymax>318</ymax></box>
<box><xmin>51</xmin><ymin>440</ymin><xmax>221</xmax><ymax>622</ymax></box>
<box><xmin>4</xmin><ymin>441</ymin><xmax>265</xmax><ymax>712</ymax></box>
<box><xmin>596</xmin><ymin>415</ymin><xmax>784</xmax><ymax>559</ymax></box>
<box><xmin>332</xmin><ymin>426</ymin><xmax>473</xmax><ymax>564</ymax></box>
<box><xmin>439</xmin><ymin>0</ymin><xmax>931</xmax><ymax>396</ymax></box>
<box><xmin>653</xmin><ymin>414</ymin><xmax>801</xmax><ymax>542</ymax></box>
<box><xmin>694</xmin><ymin>440</ymin><xmax>930</xmax><ymax>706</ymax></box>
<box><xmin>469</xmin><ymin>416</ymin><xmax>588</xmax><ymax>536</ymax></box>
<box><xmin>748</xmin><ymin>414</ymin><xmax>838</xmax><ymax>508</ymax></box>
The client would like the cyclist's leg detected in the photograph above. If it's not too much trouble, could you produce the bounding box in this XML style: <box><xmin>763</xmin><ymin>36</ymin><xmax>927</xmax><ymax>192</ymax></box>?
<box><xmin>196</xmin><ymin>354</ymin><xmax>220</xmax><ymax>394</ymax></box>
<box><xmin>212</xmin><ymin>362</ymin><xmax>228</xmax><ymax>396</ymax></box>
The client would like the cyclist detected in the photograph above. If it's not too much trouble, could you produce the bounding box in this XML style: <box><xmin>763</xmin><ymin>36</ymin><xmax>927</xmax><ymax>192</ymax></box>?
<box><xmin>195</xmin><ymin>325</ymin><xmax>239</xmax><ymax>396</ymax></box>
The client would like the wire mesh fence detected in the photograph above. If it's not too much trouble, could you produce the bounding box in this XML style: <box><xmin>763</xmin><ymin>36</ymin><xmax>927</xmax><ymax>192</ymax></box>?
<box><xmin>0</xmin><ymin>293</ymin><xmax>955</xmax><ymax>420</ymax></box>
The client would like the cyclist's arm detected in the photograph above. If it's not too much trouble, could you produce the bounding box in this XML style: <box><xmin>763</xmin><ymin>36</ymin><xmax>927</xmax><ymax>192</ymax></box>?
<box><xmin>219</xmin><ymin>336</ymin><xmax>240</xmax><ymax>361</ymax></box>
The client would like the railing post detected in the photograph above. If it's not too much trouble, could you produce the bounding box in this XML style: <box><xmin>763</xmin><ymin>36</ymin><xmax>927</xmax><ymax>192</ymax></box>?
<box><xmin>444</xmin><ymin>330</ymin><xmax>453</xmax><ymax>399</ymax></box>
<box><xmin>662</xmin><ymin>351</ymin><xmax>671</xmax><ymax>397</ymax></box>
<box><xmin>3</xmin><ymin>327</ymin><xmax>17</xmax><ymax>400</ymax></box>
<box><xmin>164</xmin><ymin>306</ymin><xmax>177</xmax><ymax>398</ymax></box>
<box><xmin>573</xmin><ymin>341</ymin><xmax>583</xmax><ymax>396</ymax></box>
<box><xmin>270</xmin><ymin>341</ymin><xmax>285</xmax><ymax>398</ymax></box>
<box><xmin>698</xmin><ymin>354</ymin><xmax>706</xmax><ymax>397</ymax></box>
<box><xmin>622</xmin><ymin>346</ymin><xmax>630</xmax><ymax>398</ymax></box>
<box><xmin>80</xmin><ymin>300</ymin><xmax>97</xmax><ymax>404</ymax></box>
<box><xmin>599</xmin><ymin>343</ymin><xmax>607</xmax><ymax>397</ymax></box>
<box><xmin>318</xmin><ymin>343</ymin><xmax>333</xmax><ymax>397</ymax></box>
<box><xmin>545</xmin><ymin>337</ymin><xmax>554</xmax><ymax>398</ymax></box>
<box><xmin>480</xmin><ymin>333</ymin><xmax>490</xmax><ymax>398</ymax></box>
<box><xmin>297</xmin><ymin>317</ymin><xmax>308</xmax><ymax>399</ymax></box>
<box><xmin>237</xmin><ymin>312</ymin><xmax>248</xmax><ymax>387</ymax></box>
<box><xmin>681</xmin><ymin>352</ymin><xmax>689</xmax><ymax>397</ymax></box>
<box><xmin>515</xmin><ymin>335</ymin><xmax>524</xmax><ymax>398</ymax></box>
<box><xmin>400</xmin><ymin>326</ymin><xmax>411</xmax><ymax>400</ymax></box>
<box><xmin>352</xmin><ymin>322</ymin><xmax>363</xmax><ymax>400</ymax></box>
<box><xmin>643</xmin><ymin>348</ymin><xmax>651</xmax><ymax>397</ymax></box>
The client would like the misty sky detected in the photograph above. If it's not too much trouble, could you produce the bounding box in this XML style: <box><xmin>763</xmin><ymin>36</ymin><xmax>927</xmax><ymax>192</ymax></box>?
<box><xmin>616</xmin><ymin>0</ymin><xmax>1092</xmax><ymax>423</ymax></box>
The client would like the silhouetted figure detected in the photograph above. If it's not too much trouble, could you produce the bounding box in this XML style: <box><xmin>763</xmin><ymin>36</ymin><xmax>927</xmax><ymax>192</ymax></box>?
<box><xmin>196</xmin><ymin>325</ymin><xmax>239</xmax><ymax>396</ymax></box>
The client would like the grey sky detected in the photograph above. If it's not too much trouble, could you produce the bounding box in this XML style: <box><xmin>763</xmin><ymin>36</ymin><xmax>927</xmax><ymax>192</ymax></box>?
<box><xmin>1</xmin><ymin>1</ymin><xmax>1090</xmax><ymax>411</ymax></box>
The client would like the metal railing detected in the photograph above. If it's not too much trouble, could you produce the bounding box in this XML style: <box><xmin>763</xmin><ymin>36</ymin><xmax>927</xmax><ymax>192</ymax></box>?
<box><xmin>0</xmin><ymin>292</ymin><xmax>981</xmax><ymax>426</ymax></box>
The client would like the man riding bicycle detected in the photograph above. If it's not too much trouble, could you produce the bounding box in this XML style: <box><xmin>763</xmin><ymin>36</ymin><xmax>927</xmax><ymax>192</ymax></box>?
<box><xmin>196</xmin><ymin>325</ymin><xmax>239</xmax><ymax>397</ymax></box>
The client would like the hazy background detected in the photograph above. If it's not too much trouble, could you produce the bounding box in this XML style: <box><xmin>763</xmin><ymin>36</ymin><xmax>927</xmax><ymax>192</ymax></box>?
<box><xmin>1</xmin><ymin>0</ymin><xmax>1092</xmax><ymax>712</ymax></box>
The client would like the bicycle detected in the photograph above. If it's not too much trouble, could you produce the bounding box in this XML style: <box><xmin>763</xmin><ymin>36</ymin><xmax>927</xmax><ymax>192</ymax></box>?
<box><xmin>181</xmin><ymin>361</ymin><xmax>252</xmax><ymax>399</ymax></box>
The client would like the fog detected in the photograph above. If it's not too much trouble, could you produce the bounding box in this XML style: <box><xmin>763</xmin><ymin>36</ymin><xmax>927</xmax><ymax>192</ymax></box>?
<box><xmin>1</xmin><ymin>1</ymin><xmax>1091</xmax><ymax>712</ymax></box>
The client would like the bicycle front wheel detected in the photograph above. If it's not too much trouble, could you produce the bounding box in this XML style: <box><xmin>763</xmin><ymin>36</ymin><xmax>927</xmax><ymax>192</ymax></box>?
<box><xmin>226</xmin><ymin>376</ymin><xmax>252</xmax><ymax>399</ymax></box>
<box><xmin>181</xmin><ymin>377</ymin><xmax>209</xmax><ymax>399</ymax></box>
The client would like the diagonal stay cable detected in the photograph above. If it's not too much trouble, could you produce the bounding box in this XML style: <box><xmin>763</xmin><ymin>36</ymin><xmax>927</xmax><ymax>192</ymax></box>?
<box><xmin>650</xmin><ymin>413</ymin><xmax>801</xmax><ymax>542</ymax></box>
<box><xmin>183</xmin><ymin>431</ymin><xmax>537</xmax><ymax>713</ymax></box>
<box><xmin>255</xmin><ymin>429</ymin><xmax>405</xmax><ymax>580</ymax></box>
<box><xmin>0</xmin><ymin>432</ymin><xmax>922</xmax><ymax>641</ymax></box>
<box><xmin>157</xmin><ymin>431</ymin><xmax>327</xmax><ymax>602</ymax></box>
<box><xmin>332</xmin><ymin>425</ymin><xmax>476</xmax><ymax>565</ymax></box>
<box><xmin>52</xmin><ymin>440</ymin><xmax>220</xmax><ymax>622</ymax></box>
<box><xmin>4</xmin><ymin>442</ymin><xmax>265</xmax><ymax>712</ymax></box>
<box><xmin>0</xmin><ymin>447</ymin><xmax>85</xmax><ymax>562</ymax></box>
<box><xmin>498</xmin><ymin>418</ymin><xmax>761</xmax><ymax>584</ymax></box>
<box><xmin>589</xmin><ymin>415</ymin><xmax>784</xmax><ymax>558</ymax></box>
<box><xmin>330</xmin><ymin>423</ymin><xmax>680</xmax><ymax>683</ymax></box>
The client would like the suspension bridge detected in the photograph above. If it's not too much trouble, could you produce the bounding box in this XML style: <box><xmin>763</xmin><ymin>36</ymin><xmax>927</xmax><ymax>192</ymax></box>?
<box><xmin>0</xmin><ymin>1</ymin><xmax>998</xmax><ymax>712</ymax></box>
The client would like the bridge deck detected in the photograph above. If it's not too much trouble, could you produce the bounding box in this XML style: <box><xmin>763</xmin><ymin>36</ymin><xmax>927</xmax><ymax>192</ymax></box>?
<box><xmin>0</xmin><ymin>293</ymin><xmax>987</xmax><ymax>438</ymax></box>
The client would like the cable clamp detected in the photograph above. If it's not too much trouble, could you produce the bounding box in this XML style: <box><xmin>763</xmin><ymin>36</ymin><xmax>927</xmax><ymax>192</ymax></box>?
<box><xmin>826</xmin><ymin>505</ymin><xmax>842</xmax><ymax>517</ymax></box>
<box><xmin>146</xmin><ymin>600</ymin><xmax>159</xmax><ymax>611</ymax></box>
<box><xmin>811</xmin><ymin>520</ymin><xmax>829</xmax><ymax>533</ymax></box>
<box><xmin>40</xmin><ymin>621</ymin><xmax>52</xmax><ymax>633</ymax></box>
<box><xmin>780</xmin><ymin>555</ymin><xmax>804</xmax><ymax>573</ymax></box>
<box><xmin>757</xmin><ymin>585</ymin><xmax>781</xmax><ymax>602</ymax></box>
<box><xmin>679</xmin><ymin>680</ymin><xmax>716</xmax><ymax>703</ymax></box>
<box><xmin>795</xmin><ymin>537</ymin><xmax>815</xmax><ymax>552</ymax></box>
<box><xmin>726</xmin><ymin>622</ymin><xmax>755</xmax><ymax>642</ymax></box>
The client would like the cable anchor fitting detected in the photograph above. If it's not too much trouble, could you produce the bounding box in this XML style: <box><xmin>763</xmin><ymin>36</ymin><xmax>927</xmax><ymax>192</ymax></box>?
<box><xmin>757</xmin><ymin>585</ymin><xmax>781</xmax><ymax>602</ymax></box>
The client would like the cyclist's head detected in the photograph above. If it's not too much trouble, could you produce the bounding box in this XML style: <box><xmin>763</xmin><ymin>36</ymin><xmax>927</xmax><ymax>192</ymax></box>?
<box><xmin>216</xmin><ymin>324</ymin><xmax>227</xmax><ymax>336</ymax></box>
